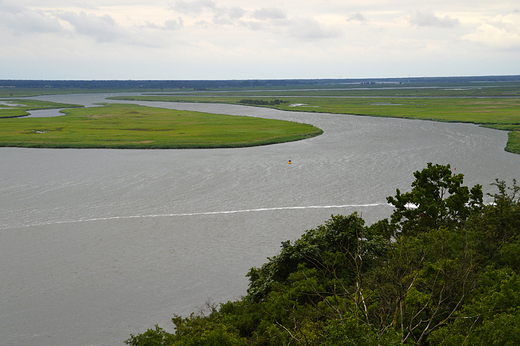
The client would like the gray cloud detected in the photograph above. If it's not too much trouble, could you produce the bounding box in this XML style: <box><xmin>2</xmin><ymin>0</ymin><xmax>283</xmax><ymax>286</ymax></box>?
<box><xmin>410</xmin><ymin>10</ymin><xmax>460</xmax><ymax>28</ymax></box>
<box><xmin>252</xmin><ymin>8</ymin><xmax>287</xmax><ymax>21</ymax></box>
<box><xmin>172</xmin><ymin>0</ymin><xmax>216</xmax><ymax>15</ymax></box>
<box><xmin>347</xmin><ymin>12</ymin><xmax>368</xmax><ymax>22</ymax></box>
<box><xmin>0</xmin><ymin>1</ymin><xmax>63</xmax><ymax>34</ymax></box>
<box><xmin>145</xmin><ymin>18</ymin><xmax>183</xmax><ymax>31</ymax></box>
<box><xmin>288</xmin><ymin>18</ymin><xmax>342</xmax><ymax>41</ymax></box>
<box><xmin>212</xmin><ymin>6</ymin><xmax>245</xmax><ymax>25</ymax></box>
<box><xmin>165</xmin><ymin>18</ymin><xmax>184</xmax><ymax>30</ymax></box>
<box><xmin>228</xmin><ymin>6</ymin><xmax>245</xmax><ymax>20</ymax></box>
<box><xmin>58</xmin><ymin>11</ymin><xmax>127</xmax><ymax>43</ymax></box>
<box><xmin>0</xmin><ymin>0</ymin><xmax>22</xmax><ymax>13</ymax></box>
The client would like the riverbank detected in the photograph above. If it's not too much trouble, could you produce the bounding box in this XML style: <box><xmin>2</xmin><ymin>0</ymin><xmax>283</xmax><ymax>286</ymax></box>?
<box><xmin>110</xmin><ymin>94</ymin><xmax>520</xmax><ymax>154</ymax></box>
<box><xmin>0</xmin><ymin>99</ymin><xmax>83</xmax><ymax>118</ymax></box>
<box><xmin>0</xmin><ymin>103</ymin><xmax>322</xmax><ymax>149</ymax></box>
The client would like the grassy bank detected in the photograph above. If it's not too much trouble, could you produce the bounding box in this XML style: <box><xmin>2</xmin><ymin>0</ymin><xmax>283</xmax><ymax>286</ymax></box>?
<box><xmin>0</xmin><ymin>99</ymin><xmax>83</xmax><ymax>118</ymax></box>
<box><xmin>111</xmin><ymin>92</ymin><xmax>520</xmax><ymax>154</ymax></box>
<box><xmin>0</xmin><ymin>103</ymin><xmax>322</xmax><ymax>149</ymax></box>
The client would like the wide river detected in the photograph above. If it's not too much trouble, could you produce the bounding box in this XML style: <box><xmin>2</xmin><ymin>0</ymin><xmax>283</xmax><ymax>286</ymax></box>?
<box><xmin>1</xmin><ymin>93</ymin><xmax>519</xmax><ymax>346</ymax></box>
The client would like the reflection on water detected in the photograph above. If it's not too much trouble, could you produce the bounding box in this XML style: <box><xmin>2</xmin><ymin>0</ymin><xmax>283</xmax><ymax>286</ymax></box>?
<box><xmin>25</xmin><ymin>108</ymin><xmax>66</xmax><ymax>117</ymax></box>
<box><xmin>1</xmin><ymin>93</ymin><xmax>518</xmax><ymax>346</ymax></box>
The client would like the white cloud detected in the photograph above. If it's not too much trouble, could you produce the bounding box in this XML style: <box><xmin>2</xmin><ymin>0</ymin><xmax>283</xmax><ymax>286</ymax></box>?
<box><xmin>212</xmin><ymin>6</ymin><xmax>245</xmax><ymax>25</ymax></box>
<box><xmin>57</xmin><ymin>11</ymin><xmax>126</xmax><ymax>42</ymax></box>
<box><xmin>252</xmin><ymin>8</ymin><xmax>287</xmax><ymax>21</ymax></box>
<box><xmin>462</xmin><ymin>14</ymin><xmax>520</xmax><ymax>49</ymax></box>
<box><xmin>55</xmin><ymin>10</ymin><xmax>175</xmax><ymax>48</ymax></box>
<box><xmin>0</xmin><ymin>0</ymin><xmax>519</xmax><ymax>79</ymax></box>
<box><xmin>144</xmin><ymin>18</ymin><xmax>183</xmax><ymax>31</ymax></box>
<box><xmin>172</xmin><ymin>0</ymin><xmax>216</xmax><ymax>15</ymax></box>
<box><xmin>169</xmin><ymin>1</ymin><xmax>248</xmax><ymax>26</ymax></box>
<box><xmin>410</xmin><ymin>9</ymin><xmax>460</xmax><ymax>28</ymax></box>
<box><xmin>287</xmin><ymin>17</ymin><xmax>342</xmax><ymax>40</ymax></box>
<box><xmin>0</xmin><ymin>1</ymin><xmax>63</xmax><ymax>34</ymax></box>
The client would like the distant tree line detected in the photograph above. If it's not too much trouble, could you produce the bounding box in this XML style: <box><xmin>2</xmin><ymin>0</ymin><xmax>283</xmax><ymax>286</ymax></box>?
<box><xmin>1</xmin><ymin>75</ymin><xmax>520</xmax><ymax>90</ymax></box>
<box><xmin>238</xmin><ymin>99</ymin><xmax>288</xmax><ymax>106</ymax></box>
<box><xmin>125</xmin><ymin>163</ymin><xmax>520</xmax><ymax>346</ymax></box>
<box><xmin>0</xmin><ymin>79</ymin><xmax>326</xmax><ymax>90</ymax></box>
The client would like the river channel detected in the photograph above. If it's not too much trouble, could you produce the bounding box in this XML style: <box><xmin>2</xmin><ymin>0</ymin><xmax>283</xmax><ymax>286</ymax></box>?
<box><xmin>1</xmin><ymin>93</ymin><xmax>519</xmax><ymax>346</ymax></box>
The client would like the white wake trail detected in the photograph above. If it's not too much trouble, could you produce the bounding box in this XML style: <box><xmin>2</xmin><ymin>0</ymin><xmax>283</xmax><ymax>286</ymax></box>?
<box><xmin>9</xmin><ymin>203</ymin><xmax>391</xmax><ymax>229</ymax></box>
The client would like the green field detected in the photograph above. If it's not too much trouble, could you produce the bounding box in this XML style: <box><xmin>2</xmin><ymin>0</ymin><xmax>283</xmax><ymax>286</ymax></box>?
<box><xmin>111</xmin><ymin>84</ymin><xmax>520</xmax><ymax>154</ymax></box>
<box><xmin>0</xmin><ymin>103</ymin><xmax>322</xmax><ymax>149</ymax></box>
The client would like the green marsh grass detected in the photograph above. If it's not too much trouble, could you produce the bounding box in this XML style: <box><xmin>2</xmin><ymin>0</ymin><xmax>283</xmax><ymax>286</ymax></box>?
<box><xmin>112</xmin><ymin>93</ymin><xmax>520</xmax><ymax>154</ymax></box>
<box><xmin>0</xmin><ymin>103</ymin><xmax>322</xmax><ymax>149</ymax></box>
<box><xmin>0</xmin><ymin>99</ymin><xmax>83</xmax><ymax>118</ymax></box>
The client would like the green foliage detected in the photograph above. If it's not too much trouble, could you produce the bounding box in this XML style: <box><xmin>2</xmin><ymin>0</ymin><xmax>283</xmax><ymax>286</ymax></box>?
<box><xmin>322</xmin><ymin>318</ymin><xmax>401</xmax><ymax>346</ymax></box>
<box><xmin>246</xmin><ymin>213</ymin><xmax>387</xmax><ymax>302</ymax></box>
<box><xmin>467</xmin><ymin>179</ymin><xmax>520</xmax><ymax>261</ymax></box>
<box><xmin>429</xmin><ymin>267</ymin><xmax>520</xmax><ymax>345</ymax></box>
<box><xmin>125</xmin><ymin>325</ymin><xmax>174</xmax><ymax>346</ymax></box>
<box><xmin>387</xmin><ymin>162</ymin><xmax>483</xmax><ymax>235</ymax></box>
<box><xmin>170</xmin><ymin>313</ymin><xmax>247</xmax><ymax>346</ymax></box>
<box><xmin>369</xmin><ymin>226</ymin><xmax>479</xmax><ymax>344</ymax></box>
<box><xmin>127</xmin><ymin>164</ymin><xmax>520</xmax><ymax>346</ymax></box>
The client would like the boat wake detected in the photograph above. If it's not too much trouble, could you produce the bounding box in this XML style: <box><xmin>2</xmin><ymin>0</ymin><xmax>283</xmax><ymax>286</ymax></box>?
<box><xmin>7</xmin><ymin>203</ymin><xmax>391</xmax><ymax>229</ymax></box>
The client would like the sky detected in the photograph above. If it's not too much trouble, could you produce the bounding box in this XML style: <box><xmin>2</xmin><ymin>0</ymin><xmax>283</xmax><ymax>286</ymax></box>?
<box><xmin>1</xmin><ymin>0</ymin><xmax>519</xmax><ymax>80</ymax></box>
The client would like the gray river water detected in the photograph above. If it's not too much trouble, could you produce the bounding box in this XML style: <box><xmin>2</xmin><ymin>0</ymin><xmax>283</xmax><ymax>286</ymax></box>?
<box><xmin>1</xmin><ymin>93</ymin><xmax>519</xmax><ymax>346</ymax></box>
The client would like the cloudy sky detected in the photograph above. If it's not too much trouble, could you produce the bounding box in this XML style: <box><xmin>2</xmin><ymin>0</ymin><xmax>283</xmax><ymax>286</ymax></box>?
<box><xmin>1</xmin><ymin>0</ymin><xmax>519</xmax><ymax>80</ymax></box>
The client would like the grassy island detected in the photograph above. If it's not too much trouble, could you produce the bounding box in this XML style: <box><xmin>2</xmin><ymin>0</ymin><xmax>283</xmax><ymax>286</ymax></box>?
<box><xmin>0</xmin><ymin>103</ymin><xmax>322</xmax><ymax>149</ymax></box>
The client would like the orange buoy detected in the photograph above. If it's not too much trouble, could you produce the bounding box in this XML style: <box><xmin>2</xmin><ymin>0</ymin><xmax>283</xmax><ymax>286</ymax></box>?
<box><xmin>288</xmin><ymin>160</ymin><xmax>292</xmax><ymax>164</ymax></box>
